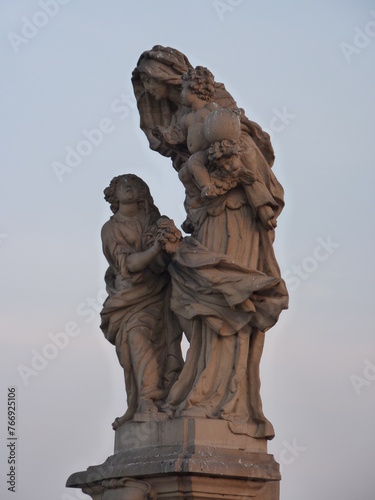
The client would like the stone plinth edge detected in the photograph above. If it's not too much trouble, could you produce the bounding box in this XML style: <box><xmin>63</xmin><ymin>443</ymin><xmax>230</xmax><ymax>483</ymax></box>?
<box><xmin>67</xmin><ymin>418</ymin><xmax>280</xmax><ymax>499</ymax></box>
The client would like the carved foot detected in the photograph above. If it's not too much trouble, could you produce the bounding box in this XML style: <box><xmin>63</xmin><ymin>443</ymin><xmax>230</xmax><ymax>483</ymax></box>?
<box><xmin>159</xmin><ymin>403</ymin><xmax>174</xmax><ymax>418</ymax></box>
<box><xmin>179</xmin><ymin>406</ymin><xmax>207</xmax><ymax>418</ymax></box>
<box><xmin>133</xmin><ymin>411</ymin><xmax>170</xmax><ymax>422</ymax></box>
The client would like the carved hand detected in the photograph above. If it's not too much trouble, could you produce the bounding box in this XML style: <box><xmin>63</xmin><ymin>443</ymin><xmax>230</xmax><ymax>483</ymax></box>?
<box><xmin>201</xmin><ymin>185</ymin><xmax>218</xmax><ymax>198</ymax></box>
<box><xmin>125</xmin><ymin>241</ymin><xmax>161</xmax><ymax>273</ymax></box>
<box><xmin>258</xmin><ymin>205</ymin><xmax>277</xmax><ymax>230</ymax></box>
<box><xmin>151</xmin><ymin>126</ymin><xmax>164</xmax><ymax>142</ymax></box>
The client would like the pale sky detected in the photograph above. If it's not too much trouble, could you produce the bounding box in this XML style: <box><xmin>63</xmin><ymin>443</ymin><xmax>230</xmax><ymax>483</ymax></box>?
<box><xmin>1</xmin><ymin>1</ymin><xmax>375</xmax><ymax>499</ymax></box>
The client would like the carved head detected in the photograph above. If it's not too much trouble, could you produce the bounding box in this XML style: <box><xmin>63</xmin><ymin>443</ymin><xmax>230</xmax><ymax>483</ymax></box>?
<box><xmin>134</xmin><ymin>45</ymin><xmax>192</xmax><ymax>87</ymax></box>
<box><xmin>181</xmin><ymin>66</ymin><xmax>215</xmax><ymax>102</ymax></box>
<box><xmin>139</xmin><ymin>73</ymin><xmax>169</xmax><ymax>100</ymax></box>
<box><xmin>104</xmin><ymin>174</ymin><xmax>159</xmax><ymax>217</ymax></box>
<box><xmin>134</xmin><ymin>46</ymin><xmax>192</xmax><ymax>102</ymax></box>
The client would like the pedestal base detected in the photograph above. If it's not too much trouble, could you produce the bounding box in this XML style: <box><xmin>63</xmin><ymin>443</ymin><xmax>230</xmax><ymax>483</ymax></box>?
<box><xmin>67</xmin><ymin>418</ymin><xmax>280</xmax><ymax>499</ymax></box>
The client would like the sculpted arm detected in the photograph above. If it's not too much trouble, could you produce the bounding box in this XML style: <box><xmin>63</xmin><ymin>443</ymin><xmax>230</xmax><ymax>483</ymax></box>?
<box><xmin>101</xmin><ymin>222</ymin><xmax>121</xmax><ymax>270</ymax></box>
<box><xmin>125</xmin><ymin>240</ymin><xmax>163</xmax><ymax>273</ymax></box>
<box><xmin>152</xmin><ymin>113</ymin><xmax>188</xmax><ymax>146</ymax></box>
<box><xmin>238</xmin><ymin>143</ymin><xmax>281</xmax><ymax>230</ymax></box>
<box><xmin>241</xmin><ymin>178</ymin><xmax>279</xmax><ymax>230</ymax></box>
<box><xmin>102</xmin><ymin>221</ymin><xmax>165</xmax><ymax>275</ymax></box>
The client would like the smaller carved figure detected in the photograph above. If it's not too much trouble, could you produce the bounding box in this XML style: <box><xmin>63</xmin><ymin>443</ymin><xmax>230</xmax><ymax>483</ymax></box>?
<box><xmin>153</xmin><ymin>66</ymin><xmax>249</xmax><ymax>200</ymax></box>
<box><xmin>100</xmin><ymin>174</ymin><xmax>182</xmax><ymax>429</ymax></box>
<box><xmin>152</xmin><ymin>66</ymin><xmax>274</xmax><ymax>233</ymax></box>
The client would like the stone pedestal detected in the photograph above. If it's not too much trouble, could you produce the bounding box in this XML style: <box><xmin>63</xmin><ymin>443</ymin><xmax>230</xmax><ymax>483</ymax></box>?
<box><xmin>67</xmin><ymin>418</ymin><xmax>280</xmax><ymax>499</ymax></box>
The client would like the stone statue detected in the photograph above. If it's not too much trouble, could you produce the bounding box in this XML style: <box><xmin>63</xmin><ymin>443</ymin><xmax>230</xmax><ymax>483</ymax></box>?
<box><xmin>67</xmin><ymin>46</ymin><xmax>288</xmax><ymax>499</ymax></box>
<box><xmin>131</xmin><ymin>46</ymin><xmax>288</xmax><ymax>439</ymax></box>
<box><xmin>100</xmin><ymin>46</ymin><xmax>288</xmax><ymax>438</ymax></box>
<box><xmin>100</xmin><ymin>174</ymin><xmax>183</xmax><ymax>429</ymax></box>
<box><xmin>153</xmin><ymin>65</ymin><xmax>273</xmax><ymax>228</ymax></box>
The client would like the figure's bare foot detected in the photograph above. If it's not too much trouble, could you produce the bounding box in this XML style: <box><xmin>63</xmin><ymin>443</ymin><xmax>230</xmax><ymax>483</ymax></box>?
<box><xmin>239</xmin><ymin>298</ymin><xmax>256</xmax><ymax>313</ymax></box>
<box><xmin>159</xmin><ymin>403</ymin><xmax>174</xmax><ymax>418</ymax></box>
<box><xmin>112</xmin><ymin>398</ymin><xmax>169</xmax><ymax>428</ymax></box>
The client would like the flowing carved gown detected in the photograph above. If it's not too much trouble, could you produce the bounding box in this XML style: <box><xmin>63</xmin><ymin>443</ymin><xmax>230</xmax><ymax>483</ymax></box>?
<box><xmin>132</xmin><ymin>45</ymin><xmax>288</xmax><ymax>438</ymax></box>
<box><xmin>100</xmin><ymin>212</ymin><xmax>182</xmax><ymax>422</ymax></box>
<box><xmin>165</xmin><ymin>132</ymin><xmax>288</xmax><ymax>439</ymax></box>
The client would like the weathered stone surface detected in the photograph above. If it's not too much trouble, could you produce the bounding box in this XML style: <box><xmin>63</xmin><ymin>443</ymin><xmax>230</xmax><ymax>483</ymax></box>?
<box><xmin>99</xmin><ymin>174</ymin><xmax>183</xmax><ymax>430</ymax></box>
<box><xmin>114</xmin><ymin>418</ymin><xmax>267</xmax><ymax>454</ymax></box>
<box><xmin>67</xmin><ymin>45</ymin><xmax>288</xmax><ymax>500</ymax></box>
<box><xmin>130</xmin><ymin>45</ymin><xmax>288</xmax><ymax>436</ymax></box>
<box><xmin>149</xmin><ymin>475</ymin><xmax>279</xmax><ymax>499</ymax></box>
<box><xmin>67</xmin><ymin>418</ymin><xmax>280</xmax><ymax>498</ymax></box>
<box><xmin>79</xmin><ymin>476</ymin><xmax>279</xmax><ymax>500</ymax></box>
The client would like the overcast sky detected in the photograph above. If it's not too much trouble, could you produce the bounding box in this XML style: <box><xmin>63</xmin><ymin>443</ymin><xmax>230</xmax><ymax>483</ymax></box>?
<box><xmin>1</xmin><ymin>1</ymin><xmax>375</xmax><ymax>499</ymax></box>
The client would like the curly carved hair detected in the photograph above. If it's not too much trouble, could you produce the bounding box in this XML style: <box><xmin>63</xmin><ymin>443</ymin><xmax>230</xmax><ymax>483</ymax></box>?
<box><xmin>103</xmin><ymin>174</ymin><xmax>160</xmax><ymax>216</ymax></box>
<box><xmin>182</xmin><ymin>66</ymin><xmax>215</xmax><ymax>102</ymax></box>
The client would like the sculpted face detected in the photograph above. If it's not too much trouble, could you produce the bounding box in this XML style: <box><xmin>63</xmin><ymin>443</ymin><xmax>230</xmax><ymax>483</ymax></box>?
<box><xmin>116</xmin><ymin>177</ymin><xmax>140</xmax><ymax>205</ymax></box>
<box><xmin>181</xmin><ymin>81</ymin><xmax>198</xmax><ymax>107</ymax></box>
<box><xmin>141</xmin><ymin>74</ymin><xmax>169</xmax><ymax>100</ymax></box>
<box><xmin>221</xmin><ymin>155</ymin><xmax>242</xmax><ymax>173</ymax></box>
<box><xmin>181</xmin><ymin>80</ymin><xmax>205</xmax><ymax>109</ymax></box>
